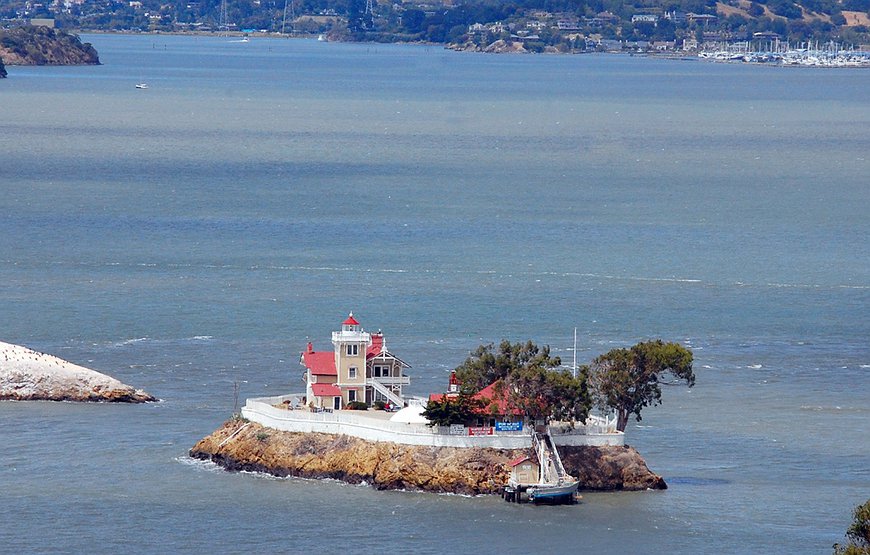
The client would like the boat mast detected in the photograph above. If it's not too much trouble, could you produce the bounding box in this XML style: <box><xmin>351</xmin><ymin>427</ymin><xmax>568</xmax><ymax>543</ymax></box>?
<box><xmin>572</xmin><ymin>327</ymin><xmax>577</xmax><ymax>379</ymax></box>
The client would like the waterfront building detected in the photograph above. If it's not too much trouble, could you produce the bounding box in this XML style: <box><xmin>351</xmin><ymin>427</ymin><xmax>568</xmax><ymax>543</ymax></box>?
<box><xmin>301</xmin><ymin>313</ymin><xmax>410</xmax><ymax>410</ymax></box>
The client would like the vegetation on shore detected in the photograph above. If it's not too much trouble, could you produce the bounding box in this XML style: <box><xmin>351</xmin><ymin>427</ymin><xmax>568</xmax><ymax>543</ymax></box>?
<box><xmin>2</xmin><ymin>0</ymin><xmax>867</xmax><ymax>48</ymax></box>
<box><xmin>834</xmin><ymin>498</ymin><xmax>870</xmax><ymax>555</ymax></box>
<box><xmin>423</xmin><ymin>339</ymin><xmax>694</xmax><ymax>432</ymax></box>
<box><xmin>0</xmin><ymin>25</ymin><xmax>99</xmax><ymax>66</ymax></box>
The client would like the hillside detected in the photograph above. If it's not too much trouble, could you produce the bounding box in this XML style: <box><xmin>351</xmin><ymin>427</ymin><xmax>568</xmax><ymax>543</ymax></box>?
<box><xmin>0</xmin><ymin>25</ymin><xmax>99</xmax><ymax>66</ymax></box>
<box><xmin>1</xmin><ymin>0</ymin><xmax>867</xmax><ymax>49</ymax></box>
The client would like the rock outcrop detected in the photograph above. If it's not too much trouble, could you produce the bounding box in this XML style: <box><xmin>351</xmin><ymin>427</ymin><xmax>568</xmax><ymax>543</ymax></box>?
<box><xmin>0</xmin><ymin>57</ymin><xmax>6</xmax><ymax>78</ymax></box>
<box><xmin>190</xmin><ymin>420</ymin><xmax>666</xmax><ymax>494</ymax></box>
<box><xmin>0</xmin><ymin>341</ymin><xmax>155</xmax><ymax>403</ymax></box>
<box><xmin>0</xmin><ymin>26</ymin><xmax>100</xmax><ymax>66</ymax></box>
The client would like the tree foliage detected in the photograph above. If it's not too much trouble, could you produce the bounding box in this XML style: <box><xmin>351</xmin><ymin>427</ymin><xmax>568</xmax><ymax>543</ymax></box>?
<box><xmin>421</xmin><ymin>393</ymin><xmax>485</xmax><ymax>427</ymax></box>
<box><xmin>454</xmin><ymin>340</ymin><xmax>562</xmax><ymax>394</ymax></box>
<box><xmin>590</xmin><ymin>340</ymin><xmax>694</xmax><ymax>432</ymax></box>
<box><xmin>834</xmin><ymin>498</ymin><xmax>870</xmax><ymax>555</ymax></box>
<box><xmin>451</xmin><ymin>340</ymin><xmax>590</xmax><ymax>424</ymax></box>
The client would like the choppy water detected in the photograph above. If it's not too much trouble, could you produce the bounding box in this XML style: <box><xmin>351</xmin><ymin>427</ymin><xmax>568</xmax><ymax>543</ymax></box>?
<box><xmin>0</xmin><ymin>35</ymin><xmax>868</xmax><ymax>553</ymax></box>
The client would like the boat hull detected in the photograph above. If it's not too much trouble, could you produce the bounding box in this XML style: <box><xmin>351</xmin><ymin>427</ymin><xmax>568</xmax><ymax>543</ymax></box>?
<box><xmin>527</xmin><ymin>481</ymin><xmax>579</xmax><ymax>504</ymax></box>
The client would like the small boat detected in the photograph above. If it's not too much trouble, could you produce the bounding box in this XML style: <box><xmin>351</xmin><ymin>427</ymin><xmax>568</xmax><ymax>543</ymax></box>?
<box><xmin>317</xmin><ymin>34</ymin><xmax>326</xmax><ymax>42</ymax></box>
<box><xmin>527</xmin><ymin>480</ymin><xmax>579</xmax><ymax>504</ymax></box>
<box><xmin>135</xmin><ymin>83</ymin><xmax>149</xmax><ymax>89</ymax></box>
<box><xmin>505</xmin><ymin>428</ymin><xmax>579</xmax><ymax>505</ymax></box>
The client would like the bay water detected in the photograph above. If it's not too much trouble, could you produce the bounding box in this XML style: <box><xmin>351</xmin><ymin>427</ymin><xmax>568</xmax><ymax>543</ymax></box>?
<box><xmin>0</xmin><ymin>34</ymin><xmax>868</xmax><ymax>553</ymax></box>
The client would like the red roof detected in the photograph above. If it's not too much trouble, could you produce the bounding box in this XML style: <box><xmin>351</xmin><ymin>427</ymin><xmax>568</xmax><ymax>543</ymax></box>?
<box><xmin>302</xmin><ymin>350</ymin><xmax>336</xmax><ymax>376</ymax></box>
<box><xmin>342</xmin><ymin>313</ymin><xmax>359</xmax><ymax>326</ymax></box>
<box><xmin>366</xmin><ymin>334</ymin><xmax>384</xmax><ymax>359</ymax></box>
<box><xmin>509</xmin><ymin>455</ymin><xmax>533</xmax><ymax>467</ymax></box>
<box><xmin>473</xmin><ymin>380</ymin><xmax>524</xmax><ymax>416</ymax></box>
<box><xmin>427</xmin><ymin>381</ymin><xmax>523</xmax><ymax>416</ymax></box>
<box><xmin>428</xmin><ymin>393</ymin><xmax>458</xmax><ymax>403</ymax></box>
<box><xmin>311</xmin><ymin>383</ymin><xmax>341</xmax><ymax>397</ymax></box>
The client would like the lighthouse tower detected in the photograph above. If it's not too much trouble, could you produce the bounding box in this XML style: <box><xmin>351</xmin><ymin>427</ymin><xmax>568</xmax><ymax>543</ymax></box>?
<box><xmin>331</xmin><ymin>312</ymin><xmax>369</xmax><ymax>405</ymax></box>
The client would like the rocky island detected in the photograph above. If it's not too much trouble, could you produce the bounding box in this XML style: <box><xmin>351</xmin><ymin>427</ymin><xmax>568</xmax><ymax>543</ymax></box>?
<box><xmin>0</xmin><ymin>340</ymin><xmax>155</xmax><ymax>402</ymax></box>
<box><xmin>0</xmin><ymin>25</ymin><xmax>100</xmax><ymax>72</ymax></box>
<box><xmin>190</xmin><ymin>419</ymin><xmax>666</xmax><ymax>495</ymax></box>
<box><xmin>189</xmin><ymin>315</ymin><xmax>684</xmax><ymax>498</ymax></box>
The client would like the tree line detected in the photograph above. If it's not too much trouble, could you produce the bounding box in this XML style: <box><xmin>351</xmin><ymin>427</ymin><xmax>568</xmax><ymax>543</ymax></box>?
<box><xmin>423</xmin><ymin>338</ymin><xmax>695</xmax><ymax>432</ymax></box>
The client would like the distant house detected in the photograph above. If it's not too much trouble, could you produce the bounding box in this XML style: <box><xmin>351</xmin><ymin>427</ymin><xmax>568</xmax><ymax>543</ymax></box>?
<box><xmin>556</xmin><ymin>18</ymin><xmax>581</xmax><ymax>31</ymax></box>
<box><xmin>631</xmin><ymin>14</ymin><xmax>659</xmax><ymax>24</ymax></box>
<box><xmin>301</xmin><ymin>313</ymin><xmax>410</xmax><ymax>410</ymax></box>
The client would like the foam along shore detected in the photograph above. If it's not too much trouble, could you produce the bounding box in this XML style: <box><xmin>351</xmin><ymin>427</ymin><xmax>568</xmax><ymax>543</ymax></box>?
<box><xmin>190</xmin><ymin>419</ymin><xmax>666</xmax><ymax>495</ymax></box>
<box><xmin>0</xmin><ymin>340</ymin><xmax>155</xmax><ymax>403</ymax></box>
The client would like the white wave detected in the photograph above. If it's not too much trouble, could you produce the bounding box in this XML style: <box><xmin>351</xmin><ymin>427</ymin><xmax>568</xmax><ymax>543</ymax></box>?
<box><xmin>747</xmin><ymin>364</ymin><xmax>763</xmax><ymax>369</ymax></box>
<box><xmin>116</xmin><ymin>337</ymin><xmax>149</xmax><ymax>346</ymax></box>
<box><xmin>174</xmin><ymin>456</ymin><xmax>225</xmax><ymax>473</ymax></box>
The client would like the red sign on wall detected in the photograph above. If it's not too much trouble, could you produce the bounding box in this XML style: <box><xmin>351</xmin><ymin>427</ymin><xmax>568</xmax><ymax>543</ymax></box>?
<box><xmin>467</xmin><ymin>426</ymin><xmax>494</xmax><ymax>436</ymax></box>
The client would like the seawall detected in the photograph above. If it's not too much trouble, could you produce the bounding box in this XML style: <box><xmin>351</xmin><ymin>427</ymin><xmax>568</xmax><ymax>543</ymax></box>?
<box><xmin>241</xmin><ymin>394</ymin><xmax>625</xmax><ymax>448</ymax></box>
<box><xmin>190</xmin><ymin>419</ymin><xmax>666</xmax><ymax>495</ymax></box>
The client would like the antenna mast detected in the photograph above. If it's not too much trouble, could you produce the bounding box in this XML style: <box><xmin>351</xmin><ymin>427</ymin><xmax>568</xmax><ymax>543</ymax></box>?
<box><xmin>219</xmin><ymin>0</ymin><xmax>228</xmax><ymax>33</ymax></box>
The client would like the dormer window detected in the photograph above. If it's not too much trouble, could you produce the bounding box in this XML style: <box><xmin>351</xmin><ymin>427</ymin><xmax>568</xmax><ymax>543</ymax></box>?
<box><xmin>346</xmin><ymin>344</ymin><xmax>359</xmax><ymax>356</ymax></box>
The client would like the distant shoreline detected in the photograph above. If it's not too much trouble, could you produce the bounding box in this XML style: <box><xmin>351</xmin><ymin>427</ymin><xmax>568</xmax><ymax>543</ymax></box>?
<box><xmin>75</xmin><ymin>30</ymin><xmax>869</xmax><ymax>68</ymax></box>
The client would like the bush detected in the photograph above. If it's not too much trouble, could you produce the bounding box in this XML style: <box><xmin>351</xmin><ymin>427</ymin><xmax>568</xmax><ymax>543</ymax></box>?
<box><xmin>345</xmin><ymin>401</ymin><xmax>369</xmax><ymax>410</ymax></box>
<box><xmin>373</xmin><ymin>400</ymin><xmax>386</xmax><ymax>410</ymax></box>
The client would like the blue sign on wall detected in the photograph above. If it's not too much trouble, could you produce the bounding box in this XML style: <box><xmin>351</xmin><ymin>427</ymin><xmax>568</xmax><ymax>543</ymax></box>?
<box><xmin>495</xmin><ymin>421</ymin><xmax>523</xmax><ymax>432</ymax></box>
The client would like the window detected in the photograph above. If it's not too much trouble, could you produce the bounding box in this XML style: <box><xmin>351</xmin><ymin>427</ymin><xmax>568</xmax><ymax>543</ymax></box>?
<box><xmin>349</xmin><ymin>367</ymin><xmax>357</xmax><ymax>379</ymax></box>
<box><xmin>346</xmin><ymin>344</ymin><xmax>358</xmax><ymax>356</ymax></box>
<box><xmin>348</xmin><ymin>390</ymin><xmax>356</xmax><ymax>402</ymax></box>
<box><xmin>374</xmin><ymin>366</ymin><xmax>382</xmax><ymax>377</ymax></box>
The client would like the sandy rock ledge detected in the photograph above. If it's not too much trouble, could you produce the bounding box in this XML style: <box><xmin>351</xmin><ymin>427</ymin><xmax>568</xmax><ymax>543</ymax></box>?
<box><xmin>190</xmin><ymin>420</ymin><xmax>666</xmax><ymax>495</ymax></box>
<box><xmin>0</xmin><ymin>341</ymin><xmax>156</xmax><ymax>403</ymax></box>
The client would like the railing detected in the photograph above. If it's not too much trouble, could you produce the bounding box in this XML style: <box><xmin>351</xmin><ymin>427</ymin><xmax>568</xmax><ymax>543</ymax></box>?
<box><xmin>369</xmin><ymin>375</ymin><xmax>410</xmax><ymax>385</ymax></box>
<box><xmin>241</xmin><ymin>396</ymin><xmax>624</xmax><ymax>448</ymax></box>
<box><xmin>368</xmin><ymin>380</ymin><xmax>404</xmax><ymax>407</ymax></box>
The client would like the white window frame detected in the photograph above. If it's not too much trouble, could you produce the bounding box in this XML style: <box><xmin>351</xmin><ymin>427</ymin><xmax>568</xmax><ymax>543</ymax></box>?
<box><xmin>348</xmin><ymin>367</ymin><xmax>357</xmax><ymax>379</ymax></box>
<box><xmin>348</xmin><ymin>389</ymin><xmax>357</xmax><ymax>402</ymax></box>
<box><xmin>346</xmin><ymin>344</ymin><xmax>358</xmax><ymax>356</ymax></box>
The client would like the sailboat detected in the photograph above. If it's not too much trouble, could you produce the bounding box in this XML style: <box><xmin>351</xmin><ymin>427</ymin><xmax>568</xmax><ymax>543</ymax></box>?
<box><xmin>525</xmin><ymin>429</ymin><xmax>579</xmax><ymax>504</ymax></box>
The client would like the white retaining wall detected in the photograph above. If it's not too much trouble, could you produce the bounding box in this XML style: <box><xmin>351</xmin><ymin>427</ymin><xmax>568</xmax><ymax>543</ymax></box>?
<box><xmin>241</xmin><ymin>395</ymin><xmax>624</xmax><ymax>448</ymax></box>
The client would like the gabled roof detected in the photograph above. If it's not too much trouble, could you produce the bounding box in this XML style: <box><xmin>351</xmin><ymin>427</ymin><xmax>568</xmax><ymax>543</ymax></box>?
<box><xmin>311</xmin><ymin>383</ymin><xmax>341</xmax><ymax>397</ymax></box>
<box><xmin>366</xmin><ymin>334</ymin><xmax>411</xmax><ymax>367</ymax></box>
<box><xmin>302</xmin><ymin>350</ymin><xmax>337</xmax><ymax>376</ymax></box>
<box><xmin>366</xmin><ymin>334</ymin><xmax>383</xmax><ymax>358</ymax></box>
<box><xmin>509</xmin><ymin>455</ymin><xmax>534</xmax><ymax>467</ymax></box>
<box><xmin>473</xmin><ymin>380</ymin><xmax>524</xmax><ymax>416</ymax></box>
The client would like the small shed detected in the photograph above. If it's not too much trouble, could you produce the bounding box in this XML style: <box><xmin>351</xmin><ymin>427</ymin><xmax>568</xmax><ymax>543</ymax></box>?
<box><xmin>509</xmin><ymin>455</ymin><xmax>540</xmax><ymax>485</ymax></box>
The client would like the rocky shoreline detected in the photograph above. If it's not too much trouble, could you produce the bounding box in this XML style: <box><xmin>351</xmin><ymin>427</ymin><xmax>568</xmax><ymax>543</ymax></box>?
<box><xmin>190</xmin><ymin>419</ymin><xmax>666</xmax><ymax>495</ymax></box>
<box><xmin>0</xmin><ymin>26</ymin><xmax>100</xmax><ymax>67</ymax></box>
<box><xmin>0</xmin><ymin>340</ymin><xmax>155</xmax><ymax>403</ymax></box>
